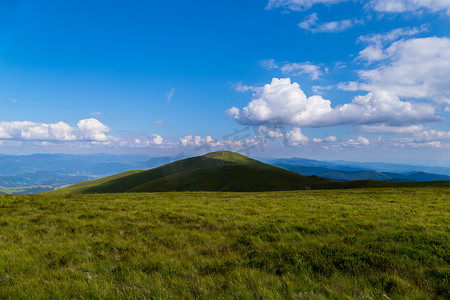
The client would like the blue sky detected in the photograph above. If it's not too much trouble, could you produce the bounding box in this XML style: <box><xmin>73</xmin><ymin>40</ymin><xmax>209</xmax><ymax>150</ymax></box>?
<box><xmin>1</xmin><ymin>0</ymin><xmax>449</xmax><ymax>163</ymax></box>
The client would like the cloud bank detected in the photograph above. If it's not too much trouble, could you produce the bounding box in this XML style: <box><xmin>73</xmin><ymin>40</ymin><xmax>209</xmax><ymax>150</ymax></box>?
<box><xmin>347</xmin><ymin>37</ymin><xmax>450</xmax><ymax>109</ymax></box>
<box><xmin>227</xmin><ymin>78</ymin><xmax>437</xmax><ymax>128</ymax></box>
<box><xmin>0</xmin><ymin>118</ymin><xmax>167</xmax><ymax>150</ymax></box>
<box><xmin>368</xmin><ymin>0</ymin><xmax>450</xmax><ymax>15</ymax></box>
<box><xmin>267</xmin><ymin>0</ymin><xmax>450</xmax><ymax>15</ymax></box>
<box><xmin>0</xmin><ymin>118</ymin><xmax>111</xmax><ymax>141</ymax></box>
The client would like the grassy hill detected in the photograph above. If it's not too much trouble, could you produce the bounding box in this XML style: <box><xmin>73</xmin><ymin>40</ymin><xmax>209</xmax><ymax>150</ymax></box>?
<box><xmin>47</xmin><ymin>151</ymin><xmax>450</xmax><ymax>195</ymax></box>
<box><xmin>202</xmin><ymin>150</ymin><xmax>269</xmax><ymax>166</ymax></box>
<box><xmin>1</xmin><ymin>188</ymin><xmax>449</xmax><ymax>298</ymax></box>
<box><xmin>46</xmin><ymin>151</ymin><xmax>335</xmax><ymax>194</ymax></box>
<box><xmin>130</xmin><ymin>164</ymin><xmax>330</xmax><ymax>192</ymax></box>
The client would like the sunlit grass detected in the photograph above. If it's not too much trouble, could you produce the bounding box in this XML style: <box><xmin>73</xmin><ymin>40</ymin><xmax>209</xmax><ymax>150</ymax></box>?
<box><xmin>0</xmin><ymin>187</ymin><xmax>449</xmax><ymax>298</ymax></box>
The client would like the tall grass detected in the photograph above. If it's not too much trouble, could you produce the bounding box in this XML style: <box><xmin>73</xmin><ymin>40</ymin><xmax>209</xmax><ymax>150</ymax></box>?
<box><xmin>0</xmin><ymin>187</ymin><xmax>449</xmax><ymax>298</ymax></box>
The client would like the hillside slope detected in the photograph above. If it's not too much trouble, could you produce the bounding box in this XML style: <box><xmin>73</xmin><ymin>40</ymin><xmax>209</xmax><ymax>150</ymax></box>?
<box><xmin>48</xmin><ymin>170</ymin><xmax>144</xmax><ymax>195</ymax></box>
<box><xmin>203</xmin><ymin>151</ymin><xmax>270</xmax><ymax>166</ymax></box>
<box><xmin>55</xmin><ymin>156</ymin><xmax>240</xmax><ymax>195</ymax></box>
<box><xmin>47</xmin><ymin>151</ymin><xmax>450</xmax><ymax>195</ymax></box>
<box><xmin>47</xmin><ymin>151</ymin><xmax>336</xmax><ymax>194</ymax></box>
<box><xmin>130</xmin><ymin>164</ymin><xmax>330</xmax><ymax>192</ymax></box>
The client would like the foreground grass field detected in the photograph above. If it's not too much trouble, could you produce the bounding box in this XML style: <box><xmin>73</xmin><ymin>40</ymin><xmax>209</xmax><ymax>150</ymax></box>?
<box><xmin>0</xmin><ymin>188</ymin><xmax>449</xmax><ymax>298</ymax></box>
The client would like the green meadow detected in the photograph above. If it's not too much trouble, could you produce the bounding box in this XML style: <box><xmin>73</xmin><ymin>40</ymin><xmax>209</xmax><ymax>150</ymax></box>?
<box><xmin>0</xmin><ymin>187</ymin><xmax>449</xmax><ymax>299</ymax></box>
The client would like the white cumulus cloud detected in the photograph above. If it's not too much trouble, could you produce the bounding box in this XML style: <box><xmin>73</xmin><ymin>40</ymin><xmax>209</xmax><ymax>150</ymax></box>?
<box><xmin>413</xmin><ymin>129</ymin><xmax>450</xmax><ymax>142</ymax></box>
<box><xmin>227</xmin><ymin>78</ymin><xmax>437</xmax><ymax>128</ymax></box>
<box><xmin>77</xmin><ymin>118</ymin><xmax>111</xmax><ymax>141</ymax></box>
<box><xmin>287</xmin><ymin>128</ymin><xmax>309</xmax><ymax>146</ymax></box>
<box><xmin>326</xmin><ymin>136</ymin><xmax>337</xmax><ymax>142</ymax></box>
<box><xmin>349</xmin><ymin>37</ymin><xmax>450</xmax><ymax>109</ymax></box>
<box><xmin>0</xmin><ymin>118</ymin><xmax>171</xmax><ymax>150</ymax></box>
<box><xmin>341</xmin><ymin>136</ymin><xmax>371</xmax><ymax>148</ymax></box>
<box><xmin>368</xmin><ymin>0</ymin><xmax>450</xmax><ymax>15</ymax></box>
<box><xmin>357</xmin><ymin>136</ymin><xmax>370</xmax><ymax>145</ymax></box>
<box><xmin>179</xmin><ymin>135</ymin><xmax>221</xmax><ymax>148</ymax></box>
<box><xmin>0</xmin><ymin>118</ymin><xmax>112</xmax><ymax>141</ymax></box>
<box><xmin>150</xmin><ymin>134</ymin><xmax>164</xmax><ymax>145</ymax></box>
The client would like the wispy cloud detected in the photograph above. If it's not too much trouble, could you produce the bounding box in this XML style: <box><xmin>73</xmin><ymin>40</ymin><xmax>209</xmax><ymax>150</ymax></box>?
<box><xmin>368</xmin><ymin>0</ymin><xmax>450</xmax><ymax>16</ymax></box>
<box><xmin>358</xmin><ymin>25</ymin><xmax>429</xmax><ymax>63</ymax></box>
<box><xmin>358</xmin><ymin>25</ymin><xmax>429</xmax><ymax>45</ymax></box>
<box><xmin>280</xmin><ymin>62</ymin><xmax>322</xmax><ymax>79</ymax></box>
<box><xmin>358</xmin><ymin>124</ymin><xmax>424</xmax><ymax>134</ymax></box>
<box><xmin>166</xmin><ymin>88</ymin><xmax>175</xmax><ymax>102</ymax></box>
<box><xmin>259</xmin><ymin>59</ymin><xmax>279</xmax><ymax>69</ymax></box>
<box><xmin>233</xmin><ymin>82</ymin><xmax>262</xmax><ymax>93</ymax></box>
<box><xmin>266</xmin><ymin>0</ymin><xmax>350</xmax><ymax>11</ymax></box>
<box><xmin>260</xmin><ymin>59</ymin><xmax>324</xmax><ymax>79</ymax></box>
<box><xmin>267</xmin><ymin>0</ymin><xmax>450</xmax><ymax>16</ymax></box>
<box><xmin>299</xmin><ymin>13</ymin><xmax>360</xmax><ymax>33</ymax></box>
<box><xmin>153</xmin><ymin>120</ymin><xmax>168</xmax><ymax>125</ymax></box>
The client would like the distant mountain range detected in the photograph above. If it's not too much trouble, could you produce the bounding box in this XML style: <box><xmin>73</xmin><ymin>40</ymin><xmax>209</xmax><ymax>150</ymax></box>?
<box><xmin>1</xmin><ymin>152</ymin><xmax>449</xmax><ymax>194</ymax></box>
<box><xmin>267</xmin><ymin>158</ymin><xmax>450</xmax><ymax>181</ymax></box>
<box><xmin>0</xmin><ymin>153</ymin><xmax>167</xmax><ymax>176</ymax></box>
<box><xmin>0</xmin><ymin>153</ymin><xmax>172</xmax><ymax>194</ymax></box>
<box><xmin>46</xmin><ymin>151</ymin><xmax>449</xmax><ymax>195</ymax></box>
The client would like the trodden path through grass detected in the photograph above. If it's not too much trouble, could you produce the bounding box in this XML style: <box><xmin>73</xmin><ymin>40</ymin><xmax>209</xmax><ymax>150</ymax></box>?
<box><xmin>0</xmin><ymin>188</ymin><xmax>449</xmax><ymax>298</ymax></box>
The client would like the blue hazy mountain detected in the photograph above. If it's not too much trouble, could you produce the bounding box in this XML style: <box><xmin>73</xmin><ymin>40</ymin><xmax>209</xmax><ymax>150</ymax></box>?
<box><xmin>268</xmin><ymin>158</ymin><xmax>450</xmax><ymax>181</ymax></box>
<box><xmin>0</xmin><ymin>153</ymin><xmax>177</xmax><ymax>194</ymax></box>
<box><xmin>0</xmin><ymin>153</ymin><xmax>178</xmax><ymax>176</ymax></box>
